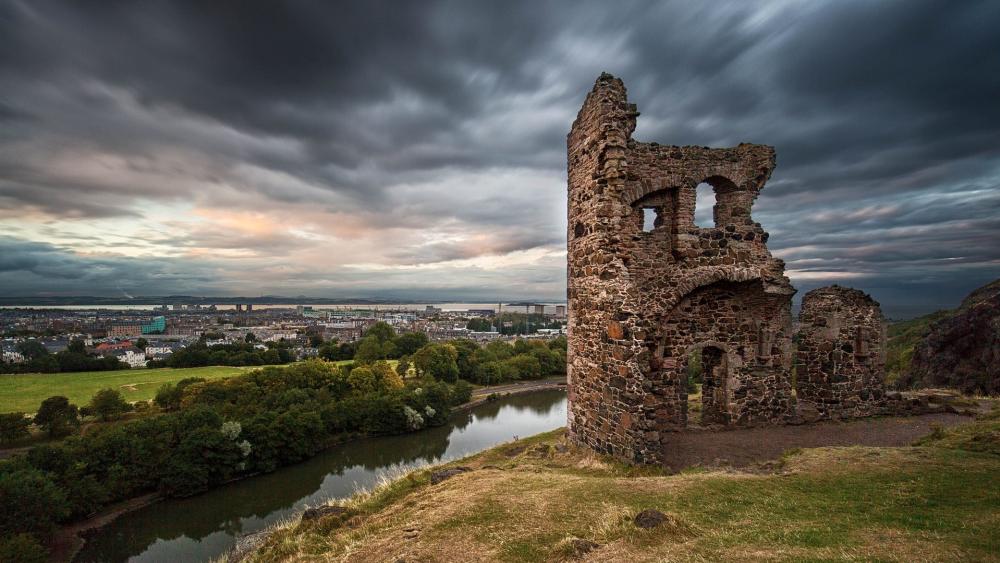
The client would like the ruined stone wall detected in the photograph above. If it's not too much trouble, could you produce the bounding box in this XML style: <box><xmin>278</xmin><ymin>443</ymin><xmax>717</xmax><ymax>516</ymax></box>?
<box><xmin>567</xmin><ymin>73</ymin><xmax>796</xmax><ymax>464</ymax></box>
<box><xmin>796</xmin><ymin>286</ymin><xmax>887</xmax><ymax>419</ymax></box>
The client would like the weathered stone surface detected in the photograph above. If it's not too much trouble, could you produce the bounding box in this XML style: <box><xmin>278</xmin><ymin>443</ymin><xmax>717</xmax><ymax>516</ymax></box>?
<box><xmin>902</xmin><ymin>279</ymin><xmax>1000</xmax><ymax>395</ymax></box>
<box><xmin>430</xmin><ymin>466</ymin><xmax>471</xmax><ymax>484</ymax></box>
<box><xmin>566</xmin><ymin>74</ymin><xmax>889</xmax><ymax>465</ymax></box>
<box><xmin>566</xmin><ymin>73</ymin><xmax>796</xmax><ymax>464</ymax></box>
<box><xmin>301</xmin><ymin>504</ymin><xmax>351</xmax><ymax>521</ymax></box>
<box><xmin>633</xmin><ymin>508</ymin><xmax>669</xmax><ymax>529</ymax></box>
<box><xmin>796</xmin><ymin>286</ymin><xmax>887</xmax><ymax>420</ymax></box>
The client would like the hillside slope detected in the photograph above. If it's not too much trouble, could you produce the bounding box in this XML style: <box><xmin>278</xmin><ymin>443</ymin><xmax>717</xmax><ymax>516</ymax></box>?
<box><xmin>898</xmin><ymin>279</ymin><xmax>1000</xmax><ymax>395</ymax></box>
<box><xmin>243</xmin><ymin>417</ymin><xmax>1000</xmax><ymax>562</ymax></box>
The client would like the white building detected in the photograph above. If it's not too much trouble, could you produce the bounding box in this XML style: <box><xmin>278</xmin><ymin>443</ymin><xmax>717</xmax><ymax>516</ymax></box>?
<box><xmin>114</xmin><ymin>349</ymin><xmax>148</xmax><ymax>368</ymax></box>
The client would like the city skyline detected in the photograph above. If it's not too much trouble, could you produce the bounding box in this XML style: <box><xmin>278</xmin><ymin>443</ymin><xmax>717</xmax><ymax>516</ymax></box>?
<box><xmin>2</xmin><ymin>1</ymin><xmax>999</xmax><ymax>317</ymax></box>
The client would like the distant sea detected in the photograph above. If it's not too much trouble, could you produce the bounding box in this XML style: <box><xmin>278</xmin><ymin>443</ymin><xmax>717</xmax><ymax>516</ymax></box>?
<box><xmin>0</xmin><ymin>302</ymin><xmax>566</xmax><ymax>313</ymax></box>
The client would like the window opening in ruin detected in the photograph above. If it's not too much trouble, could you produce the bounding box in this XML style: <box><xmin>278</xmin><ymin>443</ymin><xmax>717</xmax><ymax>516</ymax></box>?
<box><xmin>642</xmin><ymin>208</ymin><xmax>657</xmax><ymax>232</ymax></box>
<box><xmin>694</xmin><ymin>182</ymin><xmax>716</xmax><ymax>227</ymax></box>
<box><xmin>699</xmin><ymin>346</ymin><xmax>729</xmax><ymax>425</ymax></box>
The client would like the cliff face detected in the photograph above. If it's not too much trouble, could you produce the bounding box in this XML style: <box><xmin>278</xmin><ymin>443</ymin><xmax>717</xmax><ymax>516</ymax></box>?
<box><xmin>903</xmin><ymin>280</ymin><xmax>1000</xmax><ymax>395</ymax></box>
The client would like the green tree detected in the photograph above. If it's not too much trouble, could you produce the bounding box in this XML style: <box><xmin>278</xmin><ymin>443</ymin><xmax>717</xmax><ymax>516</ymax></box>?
<box><xmin>0</xmin><ymin>466</ymin><xmax>70</xmax><ymax>540</ymax></box>
<box><xmin>0</xmin><ymin>413</ymin><xmax>31</xmax><ymax>444</ymax></box>
<box><xmin>16</xmin><ymin>340</ymin><xmax>48</xmax><ymax>361</ymax></box>
<box><xmin>505</xmin><ymin>354</ymin><xmax>542</xmax><ymax>380</ymax></box>
<box><xmin>447</xmin><ymin>339</ymin><xmax>481</xmax><ymax>379</ymax></box>
<box><xmin>0</xmin><ymin>533</ymin><xmax>47</xmax><ymax>563</ymax></box>
<box><xmin>67</xmin><ymin>338</ymin><xmax>87</xmax><ymax>354</ymax></box>
<box><xmin>135</xmin><ymin>337</ymin><xmax>149</xmax><ymax>351</ymax></box>
<box><xmin>354</xmin><ymin>336</ymin><xmax>396</xmax><ymax>364</ymax></box>
<box><xmin>365</xmin><ymin>321</ymin><xmax>396</xmax><ymax>343</ymax></box>
<box><xmin>473</xmin><ymin>361</ymin><xmax>505</xmax><ymax>385</ymax></box>
<box><xmin>346</xmin><ymin>361</ymin><xmax>402</xmax><ymax>394</ymax></box>
<box><xmin>33</xmin><ymin>396</ymin><xmax>79</xmax><ymax>437</ymax></box>
<box><xmin>396</xmin><ymin>356</ymin><xmax>411</xmax><ymax>378</ymax></box>
<box><xmin>308</xmin><ymin>334</ymin><xmax>325</xmax><ymax>348</ymax></box>
<box><xmin>465</xmin><ymin>318</ymin><xmax>492</xmax><ymax>332</ymax></box>
<box><xmin>245</xmin><ymin>332</ymin><xmax>257</xmax><ymax>343</ymax></box>
<box><xmin>371</xmin><ymin>360</ymin><xmax>404</xmax><ymax>390</ymax></box>
<box><xmin>89</xmin><ymin>388</ymin><xmax>131</xmax><ymax>421</ymax></box>
<box><xmin>412</xmin><ymin>343</ymin><xmax>459</xmax><ymax>382</ymax></box>
<box><xmin>154</xmin><ymin>383</ymin><xmax>183</xmax><ymax>410</ymax></box>
<box><xmin>484</xmin><ymin>340</ymin><xmax>514</xmax><ymax>361</ymax></box>
<box><xmin>346</xmin><ymin>365</ymin><xmax>379</xmax><ymax>395</ymax></box>
<box><xmin>393</xmin><ymin>331</ymin><xmax>429</xmax><ymax>356</ymax></box>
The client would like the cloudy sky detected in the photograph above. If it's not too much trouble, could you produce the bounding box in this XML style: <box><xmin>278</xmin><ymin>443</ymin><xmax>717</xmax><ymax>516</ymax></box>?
<box><xmin>1</xmin><ymin>1</ymin><xmax>998</xmax><ymax>317</ymax></box>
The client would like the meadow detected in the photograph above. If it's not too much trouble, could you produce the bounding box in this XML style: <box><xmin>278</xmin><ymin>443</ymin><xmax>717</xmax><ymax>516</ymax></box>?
<box><xmin>1</xmin><ymin>365</ymin><xmax>270</xmax><ymax>413</ymax></box>
<box><xmin>0</xmin><ymin>360</ymin><xmax>363</xmax><ymax>413</ymax></box>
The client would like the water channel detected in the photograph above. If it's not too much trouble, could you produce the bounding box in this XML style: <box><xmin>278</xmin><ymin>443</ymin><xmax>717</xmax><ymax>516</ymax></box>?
<box><xmin>75</xmin><ymin>390</ymin><xmax>567</xmax><ymax>562</ymax></box>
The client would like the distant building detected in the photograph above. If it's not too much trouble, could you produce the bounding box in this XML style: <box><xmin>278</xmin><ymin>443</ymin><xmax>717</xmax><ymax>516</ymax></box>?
<box><xmin>111</xmin><ymin>349</ymin><xmax>147</xmax><ymax>368</ymax></box>
<box><xmin>141</xmin><ymin>316</ymin><xmax>166</xmax><ymax>334</ymax></box>
<box><xmin>108</xmin><ymin>322</ymin><xmax>143</xmax><ymax>338</ymax></box>
<box><xmin>555</xmin><ymin>305</ymin><xmax>567</xmax><ymax>318</ymax></box>
<box><xmin>534</xmin><ymin>305</ymin><xmax>546</xmax><ymax>315</ymax></box>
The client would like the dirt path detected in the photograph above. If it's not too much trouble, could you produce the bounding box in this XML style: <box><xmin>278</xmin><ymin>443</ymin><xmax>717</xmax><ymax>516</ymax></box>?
<box><xmin>660</xmin><ymin>413</ymin><xmax>972</xmax><ymax>472</ymax></box>
<box><xmin>469</xmin><ymin>376</ymin><xmax>567</xmax><ymax>399</ymax></box>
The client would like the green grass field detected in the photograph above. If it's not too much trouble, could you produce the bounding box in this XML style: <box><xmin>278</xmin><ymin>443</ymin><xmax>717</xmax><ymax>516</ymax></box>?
<box><xmin>0</xmin><ymin>365</ymin><xmax>269</xmax><ymax>413</ymax></box>
<box><xmin>0</xmin><ymin>359</ymin><xmax>372</xmax><ymax>413</ymax></box>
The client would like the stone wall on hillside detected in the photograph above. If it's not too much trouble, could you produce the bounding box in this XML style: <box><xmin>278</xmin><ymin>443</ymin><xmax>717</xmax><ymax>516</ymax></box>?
<box><xmin>796</xmin><ymin>286</ymin><xmax>887</xmax><ymax>419</ymax></box>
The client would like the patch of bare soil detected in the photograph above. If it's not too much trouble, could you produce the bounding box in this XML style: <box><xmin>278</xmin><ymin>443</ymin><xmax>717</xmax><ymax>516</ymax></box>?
<box><xmin>661</xmin><ymin>413</ymin><xmax>972</xmax><ymax>472</ymax></box>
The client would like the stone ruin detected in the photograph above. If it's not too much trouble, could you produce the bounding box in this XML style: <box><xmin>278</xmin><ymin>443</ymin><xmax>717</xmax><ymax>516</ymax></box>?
<box><xmin>566</xmin><ymin>74</ymin><xmax>887</xmax><ymax>464</ymax></box>
<box><xmin>796</xmin><ymin>286</ymin><xmax>887</xmax><ymax>420</ymax></box>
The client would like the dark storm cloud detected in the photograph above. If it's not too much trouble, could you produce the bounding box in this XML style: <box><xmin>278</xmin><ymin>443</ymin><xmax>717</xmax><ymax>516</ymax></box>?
<box><xmin>1</xmin><ymin>0</ymin><xmax>998</xmax><ymax>314</ymax></box>
<box><xmin>0</xmin><ymin>236</ymin><xmax>219</xmax><ymax>294</ymax></box>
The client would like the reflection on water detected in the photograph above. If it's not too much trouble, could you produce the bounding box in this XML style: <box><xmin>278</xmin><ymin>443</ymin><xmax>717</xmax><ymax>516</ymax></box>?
<box><xmin>75</xmin><ymin>390</ymin><xmax>567</xmax><ymax>562</ymax></box>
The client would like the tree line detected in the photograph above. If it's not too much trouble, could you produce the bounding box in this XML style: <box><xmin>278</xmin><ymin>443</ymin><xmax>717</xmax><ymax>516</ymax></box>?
<box><xmin>0</xmin><ymin>359</ymin><xmax>472</xmax><ymax>560</ymax></box>
<box><xmin>0</xmin><ymin>339</ymin><xmax>127</xmax><ymax>374</ymax></box>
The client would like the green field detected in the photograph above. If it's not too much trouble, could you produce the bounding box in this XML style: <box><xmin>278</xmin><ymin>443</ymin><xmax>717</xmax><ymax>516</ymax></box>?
<box><xmin>0</xmin><ymin>365</ymin><xmax>271</xmax><ymax>413</ymax></box>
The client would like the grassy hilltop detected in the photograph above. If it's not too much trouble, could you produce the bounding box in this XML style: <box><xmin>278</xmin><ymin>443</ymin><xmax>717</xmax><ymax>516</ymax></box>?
<box><xmin>246</xmin><ymin>411</ymin><xmax>1000</xmax><ymax>562</ymax></box>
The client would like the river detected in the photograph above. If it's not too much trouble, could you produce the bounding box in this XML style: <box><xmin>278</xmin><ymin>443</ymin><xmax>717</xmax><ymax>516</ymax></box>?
<box><xmin>74</xmin><ymin>390</ymin><xmax>568</xmax><ymax>562</ymax></box>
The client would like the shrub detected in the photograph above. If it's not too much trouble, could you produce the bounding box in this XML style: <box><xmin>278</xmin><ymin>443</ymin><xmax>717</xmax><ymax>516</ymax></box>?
<box><xmin>0</xmin><ymin>412</ymin><xmax>30</xmax><ymax>444</ymax></box>
<box><xmin>33</xmin><ymin>396</ymin><xmax>79</xmax><ymax>437</ymax></box>
<box><xmin>0</xmin><ymin>533</ymin><xmax>47</xmax><ymax>563</ymax></box>
<box><xmin>0</xmin><ymin>465</ymin><xmax>69</xmax><ymax>540</ymax></box>
<box><xmin>89</xmin><ymin>388</ymin><xmax>131</xmax><ymax>421</ymax></box>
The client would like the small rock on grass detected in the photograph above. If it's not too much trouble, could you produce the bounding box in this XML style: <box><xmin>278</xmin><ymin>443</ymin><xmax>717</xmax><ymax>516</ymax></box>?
<box><xmin>634</xmin><ymin>508</ymin><xmax>668</xmax><ymax>529</ymax></box>
<box><xmin>430</xmin><ymin>466</ymin><xmax>472</xmax><ymax>484</ymax></box>
<box><xmin>301</xmin><ymin>505</ymin><xmax>350</xmax><ymax>521</ymax></box>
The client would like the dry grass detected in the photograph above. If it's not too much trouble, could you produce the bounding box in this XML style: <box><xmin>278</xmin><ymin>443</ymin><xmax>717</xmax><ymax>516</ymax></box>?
<box><xmin>245</xmin><ymin>423</ymin><xmax>1000</xmax><ymax>563</ymax></box>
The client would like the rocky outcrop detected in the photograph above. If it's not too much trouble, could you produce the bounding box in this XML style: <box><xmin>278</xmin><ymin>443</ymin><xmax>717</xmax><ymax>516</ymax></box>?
<box><xmin>903</xmin><ymin>279</ymin><xmax>1000</xmax><ymax>395</ymax></box>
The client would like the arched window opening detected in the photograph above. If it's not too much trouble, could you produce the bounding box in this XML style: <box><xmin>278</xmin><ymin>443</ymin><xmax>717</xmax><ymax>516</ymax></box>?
<box><xmin>694</xmin><ymin>182</ymin><xmax>716</xmax><ymax>227</ymax></box>
<box><xmin>642</xmin><ymin>208</ymin><xmax>657</xmax><ymax>232</ymax></box>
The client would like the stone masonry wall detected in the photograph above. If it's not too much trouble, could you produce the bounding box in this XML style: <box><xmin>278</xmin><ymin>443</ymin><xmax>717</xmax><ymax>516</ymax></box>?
<box><xmin>796</xmin><ymin>286</ymin><xmax>887</xmax><ymax>419</ymax></box>
<box><xmin>566</xmin><ymin>73</ymin><xmax>797</xmax><ymax>464</ymax></box>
